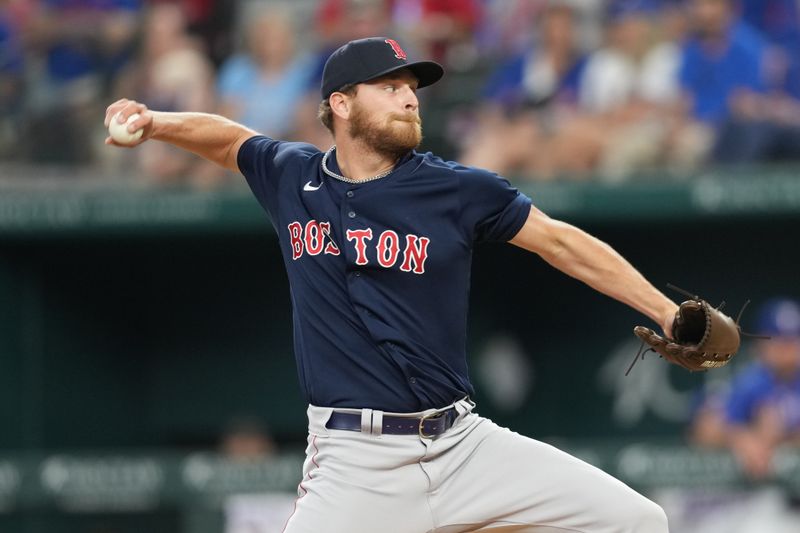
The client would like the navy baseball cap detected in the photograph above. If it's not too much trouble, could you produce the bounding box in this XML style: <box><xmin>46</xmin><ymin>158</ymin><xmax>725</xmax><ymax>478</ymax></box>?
<box><xmin>756</xmin><ymin>298</ymin><xmax>800</xmax><ymax>337</ymax></box>
<box><xmin>321</xmin><ymin>37</ymin><xmax>444</xmax><ymax>100</ymax></box>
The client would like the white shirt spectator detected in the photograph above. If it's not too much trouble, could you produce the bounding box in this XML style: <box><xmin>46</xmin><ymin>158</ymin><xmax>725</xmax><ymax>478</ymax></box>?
<box><xmin>579</xmin><ymin>41</ymin><xmax>680</xmax><ymax>114</ymax></box>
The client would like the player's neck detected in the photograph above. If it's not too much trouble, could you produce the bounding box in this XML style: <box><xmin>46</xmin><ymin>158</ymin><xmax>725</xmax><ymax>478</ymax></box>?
<box><xmin>332</xmin><ymin>138</ymin><xmax>400</xmax><ymax>182</ymax></box>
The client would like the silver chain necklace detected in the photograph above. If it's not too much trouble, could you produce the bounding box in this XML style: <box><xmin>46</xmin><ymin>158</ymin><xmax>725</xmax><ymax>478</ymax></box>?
<box><xmin>321</xmin><ymin>146</ymin><xmax>395</xmax><ymax>184</ymax></box>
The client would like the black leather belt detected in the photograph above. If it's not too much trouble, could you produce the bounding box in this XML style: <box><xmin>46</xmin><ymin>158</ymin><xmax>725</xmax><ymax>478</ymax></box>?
<box><xmin>326</xmin><ymin>407</ymin><xmax>459</xmax><ymax>438</ymax></box>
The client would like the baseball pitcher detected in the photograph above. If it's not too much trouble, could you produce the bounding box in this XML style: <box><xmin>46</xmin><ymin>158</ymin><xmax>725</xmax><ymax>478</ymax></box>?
<box><xmin>106</xmin><ymin>37</ymin><xmax>741</xmax><ymax>533</ymax></box>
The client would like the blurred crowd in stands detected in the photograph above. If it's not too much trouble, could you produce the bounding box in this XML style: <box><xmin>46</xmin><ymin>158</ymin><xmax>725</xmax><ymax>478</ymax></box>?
<box><xmin>2</xmin><ymin>0</ymin><xmax>800</xmax><ymax>185</ymax></box>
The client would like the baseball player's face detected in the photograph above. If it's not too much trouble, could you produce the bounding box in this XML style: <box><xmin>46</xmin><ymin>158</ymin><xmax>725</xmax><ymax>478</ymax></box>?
<box><xmin>346</xmin><ymin>70</ymin><xmax>422</xmax><ymax>158</ymax></box>
<box><xmin>760</xmin><ymin>337</ymin><xmax>800</xmax><ymax>377</ymax></box>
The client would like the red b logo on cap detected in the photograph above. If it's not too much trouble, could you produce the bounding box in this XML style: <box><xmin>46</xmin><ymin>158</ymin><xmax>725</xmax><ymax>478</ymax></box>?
<box><xmin>385</xmin><ymin>39</ymin><xmax>407</xmax><ymax>60</ymax></box>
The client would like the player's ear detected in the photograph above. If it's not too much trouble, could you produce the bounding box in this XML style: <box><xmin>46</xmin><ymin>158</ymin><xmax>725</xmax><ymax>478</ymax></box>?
<box><xmin>330</xmin><ymin>92</ymin><xmax>352</xmax><ymax>121</ymax></box>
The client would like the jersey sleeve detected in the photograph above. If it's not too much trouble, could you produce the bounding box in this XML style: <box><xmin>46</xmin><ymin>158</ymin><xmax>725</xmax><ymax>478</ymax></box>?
<box><xmin>458</xmin><ymin>167</ymin><xmax>532</xmax><ymax>243</ymax></box>
<box><xmin>237</xmin><ymin>135</ymin><xmax>319</xmax><ymax>215</ymax></box>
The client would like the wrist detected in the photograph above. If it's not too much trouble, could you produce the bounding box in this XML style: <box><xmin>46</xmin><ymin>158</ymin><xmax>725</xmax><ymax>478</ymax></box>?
<box><xmin>652</xmin><ymin>297</ymin><xmax>678</xmax><ymax>332</ymax></box>
<box><xmin>148</xmin><ymin>110</ymin><xmax>166</xmax><ymax>140</ymax></box>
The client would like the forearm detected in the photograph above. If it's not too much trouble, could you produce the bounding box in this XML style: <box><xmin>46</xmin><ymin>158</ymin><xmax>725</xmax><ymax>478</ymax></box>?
<box><xmin>543</xmin><ymin>222</ymin><xmax>676</xmax><ymax>328</ymax></box>
<box><xmin>726</xmin><ymin>425</ymin><xmax>774</xmax><ymax>472</ymax></box>
<box><xmin>150</xmin><ymin>112</ymin><xmax>258</xmax><ymax>172</ymax></box>
<box><xmin>728</xmin><ymin>420</ymin><xmax>786</xmax><ymax>452</ymax></box>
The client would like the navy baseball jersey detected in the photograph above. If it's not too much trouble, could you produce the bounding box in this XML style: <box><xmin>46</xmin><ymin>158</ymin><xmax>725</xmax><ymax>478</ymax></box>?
<box><xmin>238</xmin><ymin>136</ymin><xmax>532</xmax><ymax>412</ymax></box>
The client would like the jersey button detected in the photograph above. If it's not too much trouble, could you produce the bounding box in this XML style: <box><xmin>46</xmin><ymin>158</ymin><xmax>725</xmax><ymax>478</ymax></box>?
<box><xmin>346</xmin><ymin>191</ymin><xmax>354</xmax><ymax>198</ymax></box>
<box><xmin>347</xmin><ymin>211</ymin><xmax>356</xmax><ymax>218</ymax></box>
<box><xmin>354</xmin><ymin>272</ymin><xmax>361</xmax><ymax>277</ymax></box>
<box><xmin>409</xmin><ymin>377</ymin><xmax>417</xmax><ymax>384</ymax></box>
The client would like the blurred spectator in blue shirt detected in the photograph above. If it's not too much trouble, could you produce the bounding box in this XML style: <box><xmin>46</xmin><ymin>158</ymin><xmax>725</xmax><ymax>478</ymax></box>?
<box><xmin>460</xmin><ymin>0</ymin><xmax>690</xmax><ymax>180</ymax></box>
<box><xmin>216</xmin><ymin>6</ymin><xmax>314</xmax><ymax>141</ymax></box>
<box><xmin>737</xmin><ymin>0</ymin><xmax>800</xmax><ymax>53</ymax></box>
<box><xmin>691</xmin><ymin>298</ymin><xmax>800</xmax><ymax>480</ymax></box>
<box><xmin>679</xmin><ymin>0</ymin><xmax>800</xmax><ymax>164</ymax></box>
<box><xmin>0</xmin><ymin>6</ymin><xmax>24</xmax><ymax>87</ymax></box>
<box><xmin>476</xmin><ymin>0</ymin><xmax>605</xmax><ymax>61</ymax></box>
<box><xmin>481</xmin><ymin>7</ymin><xmax>586</xmax><ymax>112</ymax></box>
<box><xmin>459</xmin><ymin>2</ymin><xmax>588</xmax><ymax>178</ymax></box>
<box><xmin>724</xmin><ymin>298</ymin><xmax>800</xmax><ymax>478</ymax></box>
<box><xmin>731</xmin><ymin>0</ymin><xmax>800</xmax><ymax>160</ymax></box>
<box><xmin>475</xmin><ymin>0</ymin><xmax>550</xmax><ymax>59</ymax></box>
<box><xmin>739</xmin><ymin>0</ymin><xmax>800</xmax><ymax>100</ymax></box>
<box><xmin>33</xmin><ymin>0</ymin><xmax>141</xmax><ymax>85</ymax></box>
<box><xmin>679</xmin><ymin>1</ymin><xmax>766</xmax><ymax>125</ymax></box>
<box><xmin>23</xmin><ymin>0</ymin><xmax>142</xmax><ymax>164</ymax></box>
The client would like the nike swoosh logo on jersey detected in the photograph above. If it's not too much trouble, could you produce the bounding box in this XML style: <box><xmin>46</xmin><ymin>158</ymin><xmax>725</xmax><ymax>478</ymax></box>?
<box><xmin>304</xmin><ymin>181</ymin><xmax>322</xmax><ymax>192</ymax></box>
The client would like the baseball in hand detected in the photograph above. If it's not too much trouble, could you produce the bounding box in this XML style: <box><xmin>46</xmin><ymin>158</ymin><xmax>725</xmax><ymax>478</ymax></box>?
<box><xmin>108</xmin><ymin>112</ymin><xmax>144</xmax><ymax>145</ymax></box>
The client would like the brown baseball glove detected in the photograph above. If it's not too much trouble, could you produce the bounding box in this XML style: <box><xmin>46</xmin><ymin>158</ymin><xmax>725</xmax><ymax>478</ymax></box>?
<box><xmin>627</xmin><ymin>294</ymin><xmax>742</xmax><ymax>374</ymax></box>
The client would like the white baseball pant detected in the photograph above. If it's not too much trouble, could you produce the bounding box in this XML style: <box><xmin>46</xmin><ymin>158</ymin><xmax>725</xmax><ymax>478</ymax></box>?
<box><xmin>282</xmin><ymin>399</ymin><xmax>669</xmax><ymax>533</ymax></box>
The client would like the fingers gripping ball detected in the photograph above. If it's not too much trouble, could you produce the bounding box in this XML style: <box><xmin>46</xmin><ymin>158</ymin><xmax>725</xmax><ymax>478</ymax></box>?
<box><xmin>629</xmin><ymin>297</ymin><xmax>742</xmax><ymax>373</ymax></box>
<box><xmin>109</xmin><ymin>112</ymin><xmax>143</xmax><ymax>145</ymax></box>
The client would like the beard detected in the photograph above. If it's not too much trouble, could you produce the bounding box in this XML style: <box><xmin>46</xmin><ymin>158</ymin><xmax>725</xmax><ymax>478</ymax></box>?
<box><xmin>348</xmin><ymin>102</ymin><xmax>422</xmax><ymax>160</ymax></box>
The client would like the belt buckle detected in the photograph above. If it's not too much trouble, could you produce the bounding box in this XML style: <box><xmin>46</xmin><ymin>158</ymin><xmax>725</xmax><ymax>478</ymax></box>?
<box><xmin>418</xmin><ymin>411</ymin><xmax>443</xmax><ymax>439</ymax></box>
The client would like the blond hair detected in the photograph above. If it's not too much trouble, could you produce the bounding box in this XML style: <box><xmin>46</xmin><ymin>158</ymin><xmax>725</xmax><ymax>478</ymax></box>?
<box><xmin>317</xmin><ymin>84</ymin><xmax>358</xmax><ymax>133</ymax></box>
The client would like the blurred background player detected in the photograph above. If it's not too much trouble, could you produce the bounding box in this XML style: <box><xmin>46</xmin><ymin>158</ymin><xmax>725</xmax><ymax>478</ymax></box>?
<box><xmin>220</xmin><ymin>416</ymin><xmax>296</xmax><ymax>533</ymax></box>
<box><xmin>691</xmin><ymin>298</ymin><xmax>800</xmax><ymax>478</ymax></box>
<box><xmin>675</xmin><ymin>298</ymin><xmax>800</xmax><ymax>533</ymax></box>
